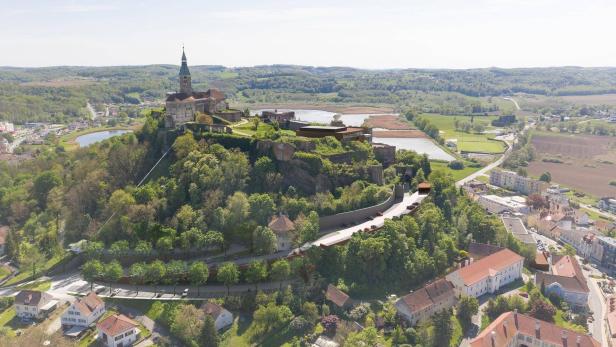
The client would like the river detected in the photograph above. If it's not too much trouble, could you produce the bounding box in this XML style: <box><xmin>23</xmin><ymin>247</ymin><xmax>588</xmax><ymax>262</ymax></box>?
<box><xmin>75</xmin><ymin>130</ymin><xmax>132</xmax><ymax>147</ymax></box>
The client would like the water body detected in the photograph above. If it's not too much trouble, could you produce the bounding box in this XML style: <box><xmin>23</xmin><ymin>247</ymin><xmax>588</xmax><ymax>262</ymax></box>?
<box><xmin>252</xmin><ymin>109</ymin><xmax>381</xmax><ymax>127</ymax></box>
<box><xmin>372</xmin><ymin>137</ymin><xmax>456</xmax><ymax>162</ymax></box>
<box><xmin>75</xmin><ymin>130</ymin><xmax>132</xmax><ymax>147</ymax></box>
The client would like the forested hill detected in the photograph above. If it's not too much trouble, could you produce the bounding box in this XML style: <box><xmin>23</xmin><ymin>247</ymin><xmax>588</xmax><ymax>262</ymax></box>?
<box><xmin>3</xmin><ymin>64</ymin><xmax>616</xmax><ymax>123</ymax></box>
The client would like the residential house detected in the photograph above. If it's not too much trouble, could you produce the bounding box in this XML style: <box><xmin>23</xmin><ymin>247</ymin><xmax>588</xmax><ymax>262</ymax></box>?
<box><xmin>470</xmin><ymin>310</ymin><xmax>600</xmax><ymax>347</ymax></box>
<box><xmin>61</xmin><ymin>292</ymin><xmax>105</xmax><ymax>328</ymax></box>
<box><xmin>477</xmin><ymin>194</ymin><xmax>529</xmax><ymax>214</ymax></box>
<box><xmin>268</xmin><ymin>213</ymin><xmax>295</xmax><ymax>251</ymax></box>
<box><xmin>97</xmin><ymin>314</ymin><xmax>140</xmax><ymax>347</ymax></box>
<box><xmin>535</xmin><ymin>255</ymin><xmax>589</xmax><ymax>308</ymax></box>
<box><xmin>446</xmin><ymin>248</ymin><xmax>524</xmax><ymax>298</ymax></box>
<box><xmin>325</xmin><ymin>284</ymin><xmax>351</xmax><ymax>309</ymax></box>
<box><xmin>394</xmin><ymin>278</ymin><xmax>457</xmax><ymax>326</ymax></box>
<box><xmin>489</xmin><ymin>169</ymin><xmax>548</xmax><ymax>195</ymax></box>
<box><xmin>201</xmin><ymin>302</ymin><xmax>233</xmax><ymax>331</ymax></box>
<box><xmin>14</xmin><ymin>290</ymin><xmax>58</xmax><ymax>319</ymax></box>
<box><xmin>501</xmin><ymin>216</ymin><xmax>535</xmax><ymax>246</ymax></box>
<box><xmin>591</xmin><ymin>236</ymin><xmax>616</xmax><ymax>274</ymax></box>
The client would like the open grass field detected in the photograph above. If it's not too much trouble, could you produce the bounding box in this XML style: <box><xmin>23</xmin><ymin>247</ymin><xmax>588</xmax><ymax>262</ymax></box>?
<box><xmin>527</xmin><ymin>131</ymin><xmax>616</xmax><ymax>197</ymax></box>
<box><xmin>561</xmin><ymin>94</ymin><xmax>616</xmax><ymax>105</ymax></box>
<box><xmin>431</xmin><ymin>161</ymin><xmax>482</xmax><ymax>181</ymax></box>
<box><xmin>419</xmin><ymin>114</ymin><xmax>507</xmax><ymax>153</ymax></box>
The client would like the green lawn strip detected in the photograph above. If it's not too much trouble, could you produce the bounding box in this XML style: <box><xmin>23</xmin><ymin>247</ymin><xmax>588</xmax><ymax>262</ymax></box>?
<box><xmin>4</xmin><ymin>252</ymin><xmax>71</xmax><ymax>286</ymax></box>
<box><xmin>220</xmin><ymin>317</ymin><xmax>251</xmax><ymax>347</ymax></box>
<box><xmin>430</xmin><ymin>161</ymin><xmax>482</xmax><ymax>182</ymax></box>
<box><xmin>419</xmin><ymin>114</ymin><xmax>506</xmax><ymax>153</ymax></box>
<box><xmin>0</xmin><ymin>307</ymin><xmax>18</xmax><ymax>337</ymax></box>
<box><xmin>450</xmin><ymin>316</ymin><xmax>464</xmax><ymax>347</ymax></box>
<box><xmin>15</xmin><ymin>279</ymin><xmax>51</xmax><ymax>291</ymax></box>
<box><xmin>480</xmin><ymin>314</ymin><xmax>490</xmax><ymax>331</ymax></box>
<box><xmin>553</xmin><ymin>310</ymin><xmax>586</xmax><ymax>333</ymax></box>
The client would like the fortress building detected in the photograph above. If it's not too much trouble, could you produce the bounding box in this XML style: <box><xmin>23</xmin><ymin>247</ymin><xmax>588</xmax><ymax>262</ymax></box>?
<box><xmin>165</xmin><ymin>48</ymin><xmax>236</xmax><ymax>128</ymax></box>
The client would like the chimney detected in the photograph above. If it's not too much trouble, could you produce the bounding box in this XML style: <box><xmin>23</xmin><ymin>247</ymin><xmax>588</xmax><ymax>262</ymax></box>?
<box><xmin>514</xmin><ymin>309</ymin><xmax>519</xmax><ymax>328</ymax></box>
<box><xmin>490</xmin><ymin>330</ymin><xmax>496</xmax><ymax>347</ymax></box>
<box><xmin>561</xmin><ymin>330</ymin><xmax>568</xmax><ymax>347</ymax></box>
<box><xmin>535</xmin><ymin>320</ymin><xmax>541</xmax><ymax>339</ymax></box>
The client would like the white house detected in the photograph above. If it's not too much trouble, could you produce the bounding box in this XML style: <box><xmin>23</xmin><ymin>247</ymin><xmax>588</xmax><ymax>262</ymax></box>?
<box><xmin>477</xmin><ymin>195</ymin><xmax>530</xmax><ymax>214</ymax></box>
<box><xmin>97</xmin><ymin>314</ymin><xmax>140</xmax><ymax>347</ymax></box>
<box><xmin>61</xmin><ymin>292</ymin><xmax>105</xmax><ymax>328</ymax></box>
<box><xmin>202</xmin><ymin>302</ymin><xmax>233</xmax><ymax>331</ymax></box>
<box><xmin>14</xmin><ymin>290</ymin><xmax>58</xmax><ymax>320</ymax></box>
<box><xmin>535</xmin><ymin>255</ymin><xmax>589</xmax><ymax>309</ymax></box>
<box><xmin>446</xmin><ymin>248</ymin><xmax>524</xmax><ymax>298</ymax></box>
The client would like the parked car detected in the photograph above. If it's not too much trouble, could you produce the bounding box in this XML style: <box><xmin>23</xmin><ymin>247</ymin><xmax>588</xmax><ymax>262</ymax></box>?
<box><xmin>182</xmin><ymin>288</ymin><xmax>189</xmax><ymax>297</ymax></box>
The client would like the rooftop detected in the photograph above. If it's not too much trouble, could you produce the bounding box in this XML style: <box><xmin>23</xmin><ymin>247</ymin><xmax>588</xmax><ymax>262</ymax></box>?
<box><xmin>325</xmin><ymin>284</ymin><xmax>350</xmax><ymax>307</ymax></box>
<box><xmin>268</xmin><ymin>214</ymin><xmax>295</xmax><ymax>234</ymax></box>
<box><xmin>73</xmin><ymin>292</ymin><xmax>104</xmax><ymax>317</ymax></box>
<box><xmin>397</xmin><ymin>278</ymin><xmax>455</xmax><ymax>314</ymax></box>
<box><xmin>202</xmin><ymin>302</ymin><xmax>225</xmax><ymax>319</ymax></box>
<box><xmin>97</xmin><ymin>314</ymin><xmax>139</xmax><ymax>337</ymax></box>
<box><xmin>536</xmin><ymin>255</ymin><xmax>589</xmax><ymax>294</ymax></box>
<box><xmin>455</xmin><ymin>248</ymin><xmax>524</xmax><ymax>286</ymax></box>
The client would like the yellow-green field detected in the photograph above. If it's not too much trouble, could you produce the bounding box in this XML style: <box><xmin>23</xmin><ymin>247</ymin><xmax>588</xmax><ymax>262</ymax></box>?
<box><xmin>430</xmin><ymin>161</ymin><xmax>482</xmax><ymax>181</ymax></box>
<box><xmin>419</xmin><ymin>114</ymin><xmax>507</xmax><ymax>153</ymax></box>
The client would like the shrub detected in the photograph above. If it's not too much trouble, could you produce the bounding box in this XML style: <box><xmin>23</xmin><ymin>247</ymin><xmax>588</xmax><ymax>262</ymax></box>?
<box><xmin>289</xmin><ymin>316</ymin><xmax>311</xmax><ymax>333</ymax></box>
<box><xmin>0</xmin><ymin>297</ymin><xmax>14</xmax><ymax>312</ymax></box>
<box><xmin>347</xmin><ymin>303</ymin><xmax>370</xmax><ymax>321</ymax></box>
<box><xmin>448</xmin><ymin>160</ymin><xmax>465</xmax><ymax>170</ymax></box>
<box><xmin>293</xmin><ymin>152</ymin><xmax>324</xmax><ymax>175</ymax></box>
<box><xmin>321</xmin><ymin>315</ymin><xmax>339</xmax><ymax>334</ymax></box>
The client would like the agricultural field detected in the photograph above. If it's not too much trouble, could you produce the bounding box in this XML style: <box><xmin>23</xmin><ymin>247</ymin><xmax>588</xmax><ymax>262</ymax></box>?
<box><xmin>527</xmin><ymin>131</ymin><xmax>616</xmax><ymax>197</ymax></box>
<box><xmin>419</xmin><ymin>114</ymin><xmax>507</xmax><ymax>153</ymax></box>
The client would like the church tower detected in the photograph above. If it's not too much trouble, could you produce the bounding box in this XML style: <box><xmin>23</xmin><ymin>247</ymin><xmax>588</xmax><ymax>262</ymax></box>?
<box><xmin>179</xmin><ymin>47</ymin><xmax>192</xmax><ymax>94</ymax></box>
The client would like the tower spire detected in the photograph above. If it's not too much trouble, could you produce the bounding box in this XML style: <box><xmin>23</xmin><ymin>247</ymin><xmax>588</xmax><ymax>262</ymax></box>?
<box><xmin>179</xmin><ymin>46</ymin><xmax>192</xmax><ymax>94</ymax></box>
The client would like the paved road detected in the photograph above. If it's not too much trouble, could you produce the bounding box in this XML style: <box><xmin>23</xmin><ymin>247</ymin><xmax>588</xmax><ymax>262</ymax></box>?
<box><xmin>455</xmin><ymin>141</ymin><xmax>512</xmax><ymax>188</ymax></box>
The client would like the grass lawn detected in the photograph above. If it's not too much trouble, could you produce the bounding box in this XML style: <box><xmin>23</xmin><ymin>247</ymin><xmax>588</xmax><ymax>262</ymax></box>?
<box><xmin>0</xmin><ymin>266</ymin><xmax>11</xmax><ymax>281</ymax></box>
<box><xmin>554</xmin><ymin>310</ymin><xmax>586</xmax><ymax>333</ymax></box>
<box><xmin>0</xmin><ymin>307</ymin><xmax>18</xmax><ymax>337</ymax></box>
<box><xmin>232</xmin><ymin>119</ymin><xmax>295</xmax><ymax>138</ymax></box>
<box><xmin>431</xmin><ymin>161</ymin><xmax>482</xmax><ymax>181</ymax></box>
<box><xmin>16</xmin><ymin>279</ymin><xmax>51</xmax><ymax>291</ymax></box>
<box><xmin>220</xmin><ymin>315</ymin><xmax>299</xmax><ymax>347</ymax></box>
<box><xmin>419</xmin><ymin>114</ymin><xmax>506</xmax><ymax>153</ymax></box>
<box><xmin>4</xmin><ymin>252</ymin><xmax>71</xmax><ymax>286</ymax></box>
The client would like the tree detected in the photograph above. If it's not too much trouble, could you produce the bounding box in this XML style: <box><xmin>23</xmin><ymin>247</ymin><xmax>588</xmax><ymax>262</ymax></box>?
<box><xmin>82</xmin><ymin>259</ymin><xmax>104</xmax><ymax>291</ymax></box>
<box><xmin>129</xmin><ymin>262</ymin><xmax>146</xmax><ymax>294</ymax></box>
<box><xmin>134</xmin><ymin>240</ymin><xmax>152</xmax><ymax>256</ymax></box>
<box><xmin>173</xmin><ymin>133</ymin><xmax>197</xmax><ymax>159</ymax></box>
<box><xmin>32</xmin><ymin>171</ymin><xmax>61</xmax><ymax>208</ymax></box>
<box><xmin>457</xmin><ymin>296</ymin><xmax>479</xmax><ymax>332</ymax></box>
<box><xmin>104</xmin><ymin>261</ymin><xmax>123</xmax><ymax>294</ymax></box>
<box><xmin>248</xmin><ymin>193</ymin><xmax>276</xmax><ymax>225</ymax></box>
<box><xmin>189</xmin><ymin>261</ymin><xmax>209</xmax><ymax>296</ymax></box>
<box><xmin>109</xmin><ymin>240</ymin><xmax>130</xmax><ymax>257</ymax></box>
<box><xmin>432</xmin><ymin>309</ymin><xmax>453</xmax><ymax>347</ymax></box>
<box><xmin>295</xmin><ymin>211</ymin><xmax>319</xmax><ymax>244</ymax></box>
<box><xmin>562</xmin><ymin>244</ymin><xmax>576</xmax><ymax>256</ymax></box>
<box><xmin>199</xmin><ymin>315</ymin><xmax>219</xmax><ymax>347</ymax></box>
<box><xmin>245</xmin><ymin>260</ymin><xmax>268</xmax><ymax>290</ymax></box>
<box><xmin>527</xmin><ymin>194</ymin><xmax>548</xmax><ymax>210</ymax></box>
<box><xmin>529</xmin><ymin>299</ymin><xmax>556</xmax><ymax>322</ymax></box>
<box><xmin>217</xmin><ymin>262</ymin><xmax>239</xmax><ymax>296</ymax></box>
<box><xmin>302</xmin><ymin>302</ymin><xmax>319</xmax><ymax>323</ymax></box>
<box><xmin>539</xmin><ymin>172</ymin><xmax>552</xmax><ymax>182</ymax></box>
<box><xmin>346</xmin><ymin>327</ymin><xmax>379</xmax><ymax>346</ymax></box>
<box><xmin>252</xmin><ymin>226</ymin><xmax>277</xmax><ymax>255</ymax></box>
<box><xmin>147</xmin><ymin>260</ymin><xmax>167</xmax><ymax>295</ymax></box>
<box><xmin>18</xmin><ymin>242</ymin><xmax>45</xmax><ymax>279</ymax></box>
<box><xmin>166</xmin><ymin>260</ymin><xmax>187</xmax><ymax>295</ymax></box>
<box><xmin>170</xmin><ymin>304</ymin><xmax>204</xmax><ymax>346</ymax></box>
<box><xmin>252</xmin><ymin>303</ymin><xmax>293</xmax><ymax>337</ymax></box>
<box><xmin>270</xmin><ymin>259</ymin><xmax>290</xmax><ymax>290</ymax></box>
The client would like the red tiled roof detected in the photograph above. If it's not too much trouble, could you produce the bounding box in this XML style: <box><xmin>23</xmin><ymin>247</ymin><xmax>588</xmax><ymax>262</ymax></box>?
<box><xmin>97</xmin><ymin>314</ymin><xmax>138</xmax><ymax>337</ymax></box>
<box><xmin>417</xmin><ymin>182</ymin><xmax>431</xmax><ymax>189</ymax></box>
<box><xmin>536</xmin><ymin>255</ymin><xmax>589</xmax><ymax>293</ymax></box>
<box><xmin>399</xmin><ymin>278</ymin><xmax>455</xmax><ymax>314</ymax></box>
<box><xmin>535</xmin><ymin>252</ymin><xmax>549</xmax><ymax>266</ymax></box>
<box><xmin>456</xmin><ymin>249</ymin><xmax>524</xmax><ymax>286</ymax></box>
<box><xmin>202</xmin><ymin>302</ymin><xmax>223</xmax><ymax>320</ymax></box>
<box><xmin>268</xmin><ymin>214</ymin><xmax>295</xmax><ymax>234</ymax></box>
<box><xmin>73</xmin><ymin>292</ymin><xmax>104</xmax><ymax>316</ymax></box>
<box><xmin>468</xmin><ymin>242</ymin><xmax>503</xmax><ymax>260</ymax></box>
<box><xmin>166</xmin><ymin>88</ymin><xmax>226</xmax><ymax>102</ymax></box>
<box><xmin>470</xmin><ymin>311</ymin><xmax>600</xmax><ymax>347</ymax></box>
<box><xmin>325</xmin><ymin>284</ymin><xmax>350</xmax><ymax>307</ymax></box>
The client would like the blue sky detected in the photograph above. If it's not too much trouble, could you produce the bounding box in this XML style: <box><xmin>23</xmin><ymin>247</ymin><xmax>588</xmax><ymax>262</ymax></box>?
<box><xmin>1</xmin><ymin>0</ymin><xmax>615</xmax><ymax>68</ymax></box>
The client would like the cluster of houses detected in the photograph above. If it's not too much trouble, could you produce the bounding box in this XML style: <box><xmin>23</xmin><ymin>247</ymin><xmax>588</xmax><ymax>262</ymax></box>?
<box><xmin>13</xmin><ymin>289</ymin><xmax>234</xmax><ymax>346</ymax></box>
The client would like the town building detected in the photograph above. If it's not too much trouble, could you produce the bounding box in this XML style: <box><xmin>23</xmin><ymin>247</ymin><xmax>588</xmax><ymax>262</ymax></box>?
<box><xmin>535</xmin><ymin>255</ymin><xmax>589</xmax><ymax>309</ymax></box>
<box><xmin>268</xmin><ymin>213</ymin><xmax>295</xmax><ymax>251</ymax></box>
<box><xmin>201</xmin><ymin>302</ymin><xmax>233</xmax><ymax>331</ymax></box>
<box><xmin>544</xmin><ymin>184</ymin><xmax>570</xmax><ymax>209</ymax></box>
<box><xmin>502</xmin><ymin>216</ymin><xmax>535</xmax><ymax>246</ymax></box>
<box><xmin>61</xmin><ymin>292</ymin><xmax>105</xmax><ymax>328</ymax></box>
<box><xmin>598</xmin><ymin>197</ymin><xmax>616</xmax><ymax>214</ymax></box>
<box><xmin>394</xmin><ymin>278</ymin><xmax>457</xmax><ymax>326</ymax></box>
<box><xmin>463</xmin><ymin>179</ymin><xmax>489</xmax><ymax>197</ymax></box>
<box><xmin>489</xmin><ymin>169</ymin><xmax>548</xmax><ymax>196</ymax></box>
<box><xmin>97</xmin><ymin>314</ymin><xmax>140</xmax><ymax>347</ymax></box>
<box><xmin>260</xmin><ymin>110</ymin><xmax>295</xmax><ymax>123</ymax></box>
<box><xmin>0</xmin><ymin>121</ymin><xmax>15</xmax><ymax>133</ymax></box>
<box><xmin>295</xmin><ymin>125</ymin><xmax>369</xmax><ymax>142</ymax></box>
<box><xmin>560</xmin><ymin>228</ymin><xmax>596</xmax><ymax>259</ymax></box>
<box><xmin>164</xmin><ymin>48</ymin><xmax>241</xmax><ymax>128</ymax></box>
<box><xmin>591</xmin><ymin>236</ymin><xmax>616</xmax><ymax>274</ymax></box>
<box><xmin>325</xmin><ymin>284</ymin><xmax>352</xmax><ymax>309</ymax></box>
<box><xmin>477</xmin><ymin>194</ymin><xmax>529</xmax><ymax>214</ymax></box>
<box><xmin>446</xmin><ymin>248</ymin><xmax>524</xmax><ymax>298</ymax></box>
<box><xmin>470</xmin><ymin>310</ymin><xmax>600</xmax><ymax>347</ymax></box>
<box><xmin>14</xmin><ymin>290</ymin><xmax>58</xmax><ymax>320</ymax></box>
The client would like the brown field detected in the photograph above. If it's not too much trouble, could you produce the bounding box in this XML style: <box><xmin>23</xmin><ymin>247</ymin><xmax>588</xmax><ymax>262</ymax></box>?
<box><xmin>527</xmin><ymin>132</ymin><xmax>616</xmax><ymax>197</ymax></box>
<box><xmin>560</xmin><ymin>94</ymin><xmax>616</xmax><ymax>105</ymax></box>
<box><xmin>20</xmin><ymin>79</ymin><xmax>96</xmax><ymax>87</ymax></box>
<box><xmin>362</xmin><ymin>115</ymin><xmax>414</xmax><ymax>130</ymax></box>
<box><xmin>239</xmin><ymin>103</ymin><xmax>393</xmax><ymax>114</ymax></box>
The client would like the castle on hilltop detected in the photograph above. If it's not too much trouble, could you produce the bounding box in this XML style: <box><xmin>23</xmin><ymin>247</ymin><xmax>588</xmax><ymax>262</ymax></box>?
<box><xmin>164</xmin><ymin>48</ymin><xmax>241</xmax><ymax>128</ymax></box>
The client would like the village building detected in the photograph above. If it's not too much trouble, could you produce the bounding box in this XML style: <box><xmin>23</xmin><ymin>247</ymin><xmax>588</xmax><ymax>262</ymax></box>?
<box><xmin>164</xmin><ymin>48</ymin><xmax>241</xmax><ymax>128</ymax></box>
<box><xmin>260</xmin><ymin>110</ymin><xmax>295</xmax><ymax>123</ymax></box>
<box><xmin>470</xmin><ymin>310</ymin><xmax>600</xmax><ymax>347</ymax></box>
<box><xmin>61</xmin><ymin>292</ymin><xmax>105</xmax><ymax>329</ymax></box>
<box><xmin>477</xmin><ymin>194</ymin><xmax>529</xmax><ymax>214</ymax></box>
<box><xmin>325</xmin><ymin>284</ymin><xmax>351</xmax><ymax>309</ymax></box>
<box><xmin>535</xmin><ymin>255</ymin><xmax>589</xmax><ymax>309</ymax></box>
<box><xmin>201</xmin><ymin>302</ymin><xmax>233</xmax><ymax>331</ymax></box>
<box><xmin>446</xmin><ymin>248</ymin><xmax>524</xmax><ymax>298</ymax></box>
<box><xmin>543</xmin><ymin>184</ymin><xmax>570</xmax><ymax>209</ymax></box>
<box><xmin>591</xmin><ymin>235</ymin><xmax>616</xmax><ymax>275</ymax></box>
<box><xmin>14</xmin><ymin>290</ymin><xmax>58</xmax><ymax>320</ymax></box>
<box><xmin>97</xmin><ymin>314</ymin><xmax>140</xmax><ymax>347</ymax></box>
<box><xmin>268</xmin><ymin>213</ymin><xmax>295</xmax><ymax>251</ymax></box>
<box><xmin>489</xmin><ymin>169</ymin><xmax>548</xmax><ymax>196</ymax></box>
<box><xmin>394</xmin><ymin>278</ymin><xmax>457</xmax><ymax>326</ymax></box>
<box><xmin>598</xmin><ymin>197</ymin><xmax>616</xmax><ymax>214</ymax></box>
<box><xmin>560</xmin><ymin>228</ymin><xmax>597</xmax><ymax>259</ymax></box>
<box><xmin>295</xmin><ymin>125</ymin><xmax>369</xmax><ymax>142</ymax></box>
<box><xmin>502</xmin><ymin>216</ymin><xmax>535</xmax><ymax>246</ymax></box>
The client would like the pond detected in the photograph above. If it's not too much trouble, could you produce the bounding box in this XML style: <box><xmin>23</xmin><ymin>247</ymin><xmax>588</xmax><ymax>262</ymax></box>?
<box><xmin>75</xmin><ymin>130</ymin><xmax>132</xmax><ymax>147</ymax></box>
<box><xmin>251</xmin><ymin>109</ymin><xmax>388</xmax><ymax>127</ymax></box>
<box><xmin>372</xmin><ymin>137</ymin><xmax>456</xmax><ymax>162</ymax></box>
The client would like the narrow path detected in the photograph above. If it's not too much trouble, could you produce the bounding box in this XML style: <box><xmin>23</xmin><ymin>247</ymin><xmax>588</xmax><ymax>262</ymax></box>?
<box><xmin>503</xmin><ymin>97</ymin><xmax>521</xmax><ymax>111</ymax></box>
